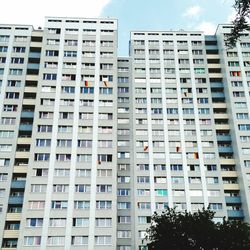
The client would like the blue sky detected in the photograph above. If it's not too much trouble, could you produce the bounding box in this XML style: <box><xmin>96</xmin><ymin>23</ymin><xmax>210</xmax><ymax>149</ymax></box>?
<box><xmin>101</xmin><ymin>0</ymin><xmax>233</xmax><ymax>55</ymax></box>
<box><xmin>1</xmin><ymin>0</ymin><xmax>234</xmax><ymax>56</ymax></box>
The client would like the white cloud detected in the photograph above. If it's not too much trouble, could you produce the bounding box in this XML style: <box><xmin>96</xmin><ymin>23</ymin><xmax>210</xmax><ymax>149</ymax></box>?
<box><xmin>0</xmin><ymin>0</ymin><xmax>112</xmax><ymax>28</ymax></box>
<box><xmin>227</xmin><ymin>10</ymin><xmax>237</xmax><ymax>23</ymax></box>
<box><xmin>196</xmin><ymin>21</ymin><xmax>217</xmax><ymax>35</ymax></box>
<box><xmin>183</xmin><ymin>5</ymin><xmax>202</xmax><ymax>18</ymax></box>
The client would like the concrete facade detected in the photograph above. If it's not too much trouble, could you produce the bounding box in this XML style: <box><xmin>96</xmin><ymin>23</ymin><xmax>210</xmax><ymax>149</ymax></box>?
<box><xmin>0</xmin><ymin>18</ymin><xmax>249</xmax><ymax>249</ymax></box>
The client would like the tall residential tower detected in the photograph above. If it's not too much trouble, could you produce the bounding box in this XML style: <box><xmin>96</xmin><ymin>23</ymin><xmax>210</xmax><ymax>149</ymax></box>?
<box><xmin>0</xmin><ymin>17</ymin><xmax>250</xmax><ymax>250</ymax></box>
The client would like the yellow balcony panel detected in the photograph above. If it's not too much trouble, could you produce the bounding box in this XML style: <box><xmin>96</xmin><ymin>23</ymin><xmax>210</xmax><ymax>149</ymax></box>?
<box><xmin>215</xmin><ymin>124</ymin><xmax>230</xmax><ymax>130</ymax></box>
<box><xmin>15</xmin><ymin>151</ymin><xmax>30</xmax><ymax>158</ymax></box>
<box><xmin>3</xmin><ymin>230</ymin><xmax>19</xmax><ymax>238</ymax></box>
<box><xmin>209</xmin><ymin>73</ymin><xmax>223</xmax><ymax>78</ymax></box>
<box><xmin>220</xmin><ymin>158</ymin><xmax>235</xmax><ymax>165</ymax></box>
<box><xmin>6</xmin><ymin>213</ymin><xmax>22</xmax><ymax>221</ymax></box>
<box><xmin>30</xmin><ymin>41</ymin><xmax>42</xmax><ymax>47</ymax></box>
<box><xmin>24</xmin><ymin>86</ymin><xmax>37</xmax><ymax>93</ymax></box>
<box><xmin>221</xmin><ymin>171</ymin><xmax>238</xmax><ymax>178</ymax></box>
<box><xmin>213</xmin><ymin>103</ymin><xmax>227</xmax><ymax>109</ymax></box>
<box><xmin>208</xmin><ymin>64</ymin><xmax>221</xmax><ymax>68</ymax></box>
<box><xmin>214</xmin><ymin>113</ymin><xmax>229</xmax><ymax>119</ymax></box>
<box><xmin>13</xmin><ymin>166</ymin><xmax>28</xmax><ymax>174</ymax></box>
<box><xmin>26</xmin><ymin>75</ymin><xmax>38</xmax><ymax>81</ymax></box>
<box><xmin>2</xmin><ymin>248</ymin><xmax>16</xmax><ymax>250</ymax></box>
<box><xmin>22</xmin><ymin>99</ymin><xmax>36</xmax><ymax>105</ymax></box>
<box><xmin>207</xmin><ymin>54</ymin><xmax>220</xmax><ymax>59</ymax></box>
<box><xmin>223</xmin><ymin>184</ymin><xmax>240</xmax><ymax>190</ymax></box>
<box><xmin>17</xmin><ymin>137</ymin><xmax>32</xmax><ymax>144</ymax></box>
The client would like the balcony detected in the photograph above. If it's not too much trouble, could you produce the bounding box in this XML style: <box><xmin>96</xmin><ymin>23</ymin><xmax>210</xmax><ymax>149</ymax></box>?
<box><xmin>8</xmin><ymin>196</ymin><xmax>24</xmax><ymax>205</ymax></box>
<box><xmin>19</xmin><ymin>124</ymin><xmax>32</xmax><ymax>131</ymax></box>
<box><xmin>206</xmin><ymin>45</ymin><xmax>218</xmax><ymax>50</ymax></box>
<box><xmin>212</xmin><ymin>92</ymin><xmax>225</xmax><ymax>98</ymax></box>
<box><xmin>218</xmin><ymin>146</ymin><xmax>233</xmax><ymax>153</ymax></box>
<box><xmin>28</xmin><ymin>52</ymin><xmax>41</xmax><ymax>58</ymax></box>
<box><xmin>227</xmin><ymin>210</ymin><xmax>244</xmax><ymax>218</ymax></box>
<box><xmin>6</xmin><ymin>213</ymin><xmax>22</xmax><ymax>221</ymax></box>
<box><xmin>11</xmin><ymin>181</ymin><xmax>26</xmax><ymax>189</ymax></box>
<box><xmin>21</xmin><ymin>111</ymin><xmax>34</xmax><ymax>118</ymax></box>
<box><xmin>225</xmin><ymin>196</ymin><xmax>241</xmax><ymax>204</ymax></box>
<box><xmin>210</xmin><ymin>82</ymin><xmax>224</xmax><ymax>88</ymax></box>
<box><xmin>216</xmin><ymin>135</ymin><xmax>231</xmax><ymax>141</ymax></box>
<box><xmin>27</xmin><ymin>63</ymin><xmax>40</xmax><ymax>70</ymax></box>
<box><xmin>3</xmin><ymin>230</ymin><xmax>19</xmax><ymax>238</ymax></box>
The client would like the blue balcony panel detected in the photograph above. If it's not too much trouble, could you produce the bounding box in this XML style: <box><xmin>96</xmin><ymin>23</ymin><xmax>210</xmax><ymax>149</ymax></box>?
<box><xmin>218</xmin><ymin>146</ymin><xmax>233</xmax><ymax>153</ymax></box>
<box><xmin>19</xmin><ymin>124</ymin><xmax>33</xmax><ymax>131</ymax></box>
<box><xmin>212</xmin><ymin>92</ymin><xmax>225</xmax><ymax>98</ymax></box>
<box><xmin>29</xmin><ymin>52</ymin><xmax>41</xmax><ymax>58</ymax></box>
<box><xmin>27</xmin><ymin>63</ymin><xmax>40</xmax><ymax>70</ymax></box>
<box><xmin>216</xmin><ymin>135</ymin><xmax>231</xmax><ymax>141</ymax></box>
<box><xmin>8</xmin><ymin>196</ymin><xmax>24</xmax><ymax>205</ymax></box>
<box><xmin>206</xmin><ymin>45</ymin><xmax>218</xmax><ymax>50</ymax></box>
<box><xmin>225</xmin><ymin>196</ymin><xmax>241</xmax><ymax>204</ymax></box>
<box><xmin>21</xmin><ymin>111</ymin><xmax>34</xmax><ymax>118</ymax></box>
<box><xmin>11</xmin><ymin>180</ymin><xmax>26</xmax><ymax>189</ymax></box>
<box><xmin>227</xmin><ymin>210</ymin><xmax>244</xmax><ymax>218</ymax></box>
<box><xmin>210</xmin><ymin>82</ymin><xmax>224</xmax><ymax>88</ymax></box>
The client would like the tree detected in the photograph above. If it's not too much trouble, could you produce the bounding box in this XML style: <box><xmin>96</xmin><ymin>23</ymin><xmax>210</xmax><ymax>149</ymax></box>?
<box><xmin>145</xmin><ymin>208</ymin><xmax>250</xmax><ymax>250</ymax></box>
<box><xmin>225</xmin><ymin>0</ymin><xmax>250</xmax><ymax>48</ymax></box>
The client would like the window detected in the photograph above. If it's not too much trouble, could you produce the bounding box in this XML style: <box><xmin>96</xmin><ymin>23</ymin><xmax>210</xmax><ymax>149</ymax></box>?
<box><xmin>43</xmin><ymin>73</ymin><xmax>57</xmax><ymax>80</ymax></box>
<box><xmin>49</xmin><ymin>218</ymin><xmax>66</xmax><ymax>227</ymax></box>
<box><xmin>54</xmin><ymin>169</ymin><xmax>70</xmax><ymax>177</ymax></box>
<box><xmin>209</xmin><ymin>203</ymin><xmax>222</xmax><ymax>210</ymax></box>
<box><xmin>96</xmin><ymin>200</ymin><xmax>112</xmax><ymax>209</ymax></box>
<box><xmin>38</xmin><ymin>125</ymin><xmax>52</xmax><ymax>132</ymax></box>
<box><xmin>34</xmin><ymin>153</ymin><xmax>50</xmax><ymax>161</ymax></box>
<box><xmin>24</xmin><ymin>236</ymin><xmax>41</xmax><ymax>246</ymax></box>
<box><xmin>5</xmin><ymin>92</ymin><xmax>19</xmax><ymax>99</ymax></box>
<box><xmin>53</xmin><ymin>184</ymin><xmax>69</xmax><ymax>193</ymax></box>
<box><xmin>95</xmin><ymin>218</ymin><xmax>112</xmax><ymax>227</ymax></box>
<box><xmin>28</xmin><ymin>201</ymin><xmax>45</xmax><ymax>210</ymax></box>
<box><xmin>36</xmin><ymin>139</ymin><xmax>51</xmax><ymax>147</ymax></box>
<box><xmin>0</xmin><ymin>130</ymin><xmax>14</xmax><ymax>138</ymax></box>
<box><xmin>239</xmin><ymin>124</ymin><xmax>250</xmax><ymax>131</ymax></box>
<box><xmin>77</xmin><ymin>154</ymin><xmax>92</xmax><ymax>162</ymax></box>
<box><xmin>81</xmin><ymin>87</ymin><xmax>94</xmax><ymax>94</ymax></box>
<box><xmin>118</xmin><ymin>230</ymin><xmax>131</xmax><ymax>238</ymax></box>
<box><xmin>13</xmin><ymin>47</ymin><xmax>25</xmax><ymax>53</ymax></box>
<box><xmin>57</xmin><ymin>139</ymin><xmax>72</xmax><ymax>147</ymax></box>
<box><xmin>58</xmin><ymin>126</ymin><xmax>72</xmax><ymax>133</ymax></box>
<box><xmin>0</xmin><ymin>46</ymin><xmax>8</xmax><ymax>52</ymax></box>
<box><xmin>138</xmin><ymin>202</ymin><xmax>151</xmax><ymax>210</ymax></box>
<box><xmin>51</xmin><ymin>201</ymin><xmax>68</xmax><ymax>209</ymax></box>
<box><xmin>0</xmin><ymin>173</ymin><xmax>8</xmax><ymax>181</ymax></box>
<box><xmin>0</xmin><ymin>158</ymin><xmax>10</xmax><ymax>167</ymax></box>
<box><xmin>11</xmin><ymin>57</ymin><xmax>24</xmax><ymax>64</ymax></box>
<box><xmin>230</xmin><ymin>71</ymin><xmax>241</xmax><ymax>77</ymax></box>
<box><xmin>26</xmin><ymin>218</ymin><xmax>43</xmax><ymax>227</ymax></box>
<box><xmin>118</xmin><ymin>189</ymin><xmax>130</xmax><ymax>196</ymax></box>
<box><xmin>95</xmin><ymin>236</ymin><xmax>111</xmax><ymax>245</ymax></box>
<box><xmin>73</xmin><ymin>218</ymin><xmax>89</xmax><ymax>227</ymax></box>
<box><xmin>31</xmin><ymin>184</ymin><xmax>47</xmax><ymax>193</ymax></box>
<box><xmin>61</xmin><ymin>86</ymin><xmax>75</xmax><ymax>93</ymax></box>
<box><xmin>74</xmin><ymin>201</ymin><xmax>90</xmax><ymax>209</ymax></box>
<box><xmin>45</xmin><ymin>50</ymin><xmax>59</xmax><ymax>56</ymax></box>
<box><xmin>75</xmin><ymin>184</ymin><xmax>91</xmax><ymax>193</ymax></box>
<box><xmin>0</xmin><ymin>144</ymin><xmax>12</xmax><ymax>152</ymax></box>
<box><xmin>47</xmin><ymin>236</ymin><xmax>65</xmax><ymax>246</ymax></box>
<box><xmin>0</xmin><ymin>57</ymin><xmax>6</xmax><ymax>63</ymax></box>
<box><xmin>71</xmin><ymin>236</ymin><xmax>88</xmax><ymax>245</ymax></box>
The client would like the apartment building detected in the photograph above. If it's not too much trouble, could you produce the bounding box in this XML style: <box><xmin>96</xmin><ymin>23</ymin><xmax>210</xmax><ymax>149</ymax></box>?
<box><xmin>0</xmin><ymin>17</ymin><xmax>249</xmax><ymax>250</ymax></box>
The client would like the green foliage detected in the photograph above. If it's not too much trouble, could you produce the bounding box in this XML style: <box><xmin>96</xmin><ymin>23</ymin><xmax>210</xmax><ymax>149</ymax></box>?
<box><xmin>225</xmin><ymin>0</ymin><xmax>250</xmax><ymax>48</ymax></box>
<box><xmin>145</xmin><ymin>207</ymin><xmax>250</xmax><ymax>250</ymax></box>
